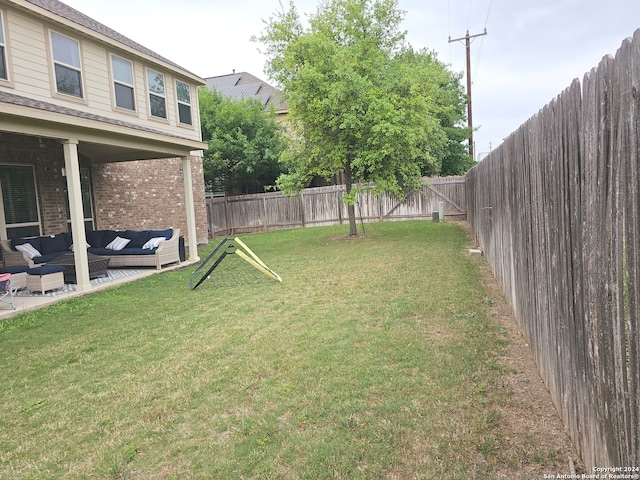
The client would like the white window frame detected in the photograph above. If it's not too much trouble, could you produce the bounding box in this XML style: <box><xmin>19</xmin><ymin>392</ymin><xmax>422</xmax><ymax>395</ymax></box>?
<box><xmin>110</xmin><ymin>54</ymin><xmax>136</xmax><ymax>112</ymax></box>
<box><xmin>49</xmin><ymin>29</ymin><xmax>85</xmax><ymax>100</ymax></box>
<box><xmin>176</xmin><ymin>80</ymin><xmax>193</xmax><ymax>126</ymax></box>
<box><xmin>0</xmin><ymin>10</ymin><xmax>12</xmax><ymax>86</ymax></box>
<box><xmin>146</xmin><ymin>68</ymin><xmax>167</xmax><ymax>120</ymax></box>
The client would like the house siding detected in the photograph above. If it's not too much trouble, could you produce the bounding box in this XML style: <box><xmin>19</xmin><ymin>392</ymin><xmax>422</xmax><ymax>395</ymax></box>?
<box><xmin>0</xmin><ymin>1</ymin><xmax>208</xmax><ymax>257</ymax></box>
<box><xmin>6</xmin><ymin>11</ymin><xmax>50</xmax><ymax>95</ymax></box>
<box><xmin>1</xmin><ymin>6</ymin><xmax>202</xmax><ymax>143</ymax></box>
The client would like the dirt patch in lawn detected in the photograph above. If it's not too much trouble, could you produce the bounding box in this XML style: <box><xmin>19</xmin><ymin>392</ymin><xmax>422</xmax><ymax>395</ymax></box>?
<box><xmin>474</xmin><ymin>246</ymin><xmax>586</xmax><ymax>478</ymax></box>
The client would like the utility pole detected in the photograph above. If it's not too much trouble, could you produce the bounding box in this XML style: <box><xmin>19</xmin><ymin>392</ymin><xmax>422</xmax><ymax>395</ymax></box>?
<box><xmin>449</xmin><ymin>28</ymin><xmax>487</xmax><ymax>161</ymax></box>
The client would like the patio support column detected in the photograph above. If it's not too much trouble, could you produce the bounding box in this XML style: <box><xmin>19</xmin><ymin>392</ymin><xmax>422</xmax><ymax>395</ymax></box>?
<box><xmin>182</xmin><ymin>154</ymin><xmax>200</xmax><ymax>262</ymax></box>
<box><xmin>62</xmin><ymin>139</ymin><xmax>91</xmax><ymax>292</ymax></box>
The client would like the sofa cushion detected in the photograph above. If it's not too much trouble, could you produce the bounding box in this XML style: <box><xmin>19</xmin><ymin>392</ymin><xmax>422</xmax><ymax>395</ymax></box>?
<box><xmin>62</xmin><ymin>232</ymin><xmax>73</xmax><ymax>249</ymax></box>
<box><xmin>124</xmin><ymin>230</ymin><xmax>150</xmax><ymax>249</ymax></box>
<box><xmin>0</xmin><ymin>265</ymin><xmax>30</xmax><ymax>274</ymax></box>
<box><xmin>89</xmin><ymin>247</ymin><xmax>155</xmax><ymax>256</ymax></box>
<box><xmin>12</xmin><ymin>236</ymin><xmax>42</xmax><ymax>252</ymax></box>
<box><xmin>108</xmin><ymin>247</ymin><xmax>155</xmax><ymax>255</ymax></box>
<box><xmin>15</xmin><ymin>243</ymin><xmax>42</xmax><ymax>259</ymax></box>
<box><xmin>86</xmin><ymin>230</ymin><xmax>105</xmax><ymax>249</ymax></box>
<box><xmin>40</xmin><ymin>234</ymin><xmax>68</xmax><ymax>255</ymax></box>
<box><xmin>32</xmin><ymin>252</ymin><xmax>66</xmax><ymax>264</ymax></box>
<box><xmin>87</xmin><ymin>247</ymin><xmax>113</xmax><ymax>256</ymax></box>
<box><xmin>148</xmin><ymin>228</ymin><xmax>173</xmax><ymax>240</ymax></box>
<box><xmin>27</xmin><ymin>264</ymin><xmax>65</xmax><ymax>276</ymax></box>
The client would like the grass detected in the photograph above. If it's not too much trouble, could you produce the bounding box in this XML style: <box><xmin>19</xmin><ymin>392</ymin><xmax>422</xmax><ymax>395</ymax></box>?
<box><xmin>1</xmin><ymin>221</ymin><xmax>516</xmax><ymax>479</ymax></box>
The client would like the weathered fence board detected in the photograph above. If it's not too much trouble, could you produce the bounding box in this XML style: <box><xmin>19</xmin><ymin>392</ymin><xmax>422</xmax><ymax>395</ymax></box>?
<box><xmin>207</xmin><ymin>176</ymin><xmax>466</xmax><ymax>236</ymax></box>
<box><xmin>467</xmin><ymin>29</ymin><xmax>640</xmax><ymax>469</ymax></box>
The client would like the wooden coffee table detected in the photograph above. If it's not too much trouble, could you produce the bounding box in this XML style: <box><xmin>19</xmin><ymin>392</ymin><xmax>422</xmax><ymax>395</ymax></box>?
<box><xmin>47</xmin><ymin>253</ymin><xmax>110</xmax><ymax>284</ymax></box>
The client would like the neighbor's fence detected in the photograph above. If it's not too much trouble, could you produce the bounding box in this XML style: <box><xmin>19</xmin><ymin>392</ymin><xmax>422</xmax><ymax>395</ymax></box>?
<box><xmin>466</xmin><ymin>30</ymin><xmax>640</xmax><ymax>469</ymax></box>
<box><xmin>207</xmin><ymin>176</ymin><xmax>465</xmax><ymax>236</ymax></box>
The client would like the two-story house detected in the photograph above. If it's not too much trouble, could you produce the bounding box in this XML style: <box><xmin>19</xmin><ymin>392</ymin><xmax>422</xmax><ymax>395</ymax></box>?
<box><xmin>0</xmin><ymin>0</ymin><xmax>208</xmax><ymax>291</ymax></box>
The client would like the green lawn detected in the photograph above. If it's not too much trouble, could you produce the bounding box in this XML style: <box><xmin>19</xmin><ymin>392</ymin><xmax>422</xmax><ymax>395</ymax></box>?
<box><xmin>0</xmin><ymin>221</ymin><xmax>530</xmax><ymax>478</ymax></box>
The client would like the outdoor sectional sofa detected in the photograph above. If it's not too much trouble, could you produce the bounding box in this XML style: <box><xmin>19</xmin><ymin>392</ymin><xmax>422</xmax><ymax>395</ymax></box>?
<box><xmin>0</xmin><ymin>228</ymin><xmax>180</xmax><ymax>270</ymax></box>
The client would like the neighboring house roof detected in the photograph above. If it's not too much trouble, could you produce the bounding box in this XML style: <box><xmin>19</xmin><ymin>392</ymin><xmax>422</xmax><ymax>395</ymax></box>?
<box><xmin>204</xmin><ymin>72</ymin><xmax>287</xmax><ymax>113</ymax></box>
<box><xmin>22</xmin><ymin>0</ymin><xmax>202</xmax><ymax>82</ymax></box>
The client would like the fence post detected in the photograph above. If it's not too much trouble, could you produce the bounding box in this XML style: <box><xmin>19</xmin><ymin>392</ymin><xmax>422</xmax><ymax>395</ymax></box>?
<box><xmin>299</xmin><ymin>191</ymin><xmax>306</xmax><ymax>228</ymax></box>
<box><xmin>439</xmin><ymin>201</ymin><xmax>444</xmax><ymax>223</ymax></box>
<box><xmin>224</xmin><ymin>197</ymin><xmax>230</xmax><ymax>236</ymax></box>
<box><xmin>263</xmin><ymin>196</ymin><xmax>268</xmax><ymax>232</ymax></box>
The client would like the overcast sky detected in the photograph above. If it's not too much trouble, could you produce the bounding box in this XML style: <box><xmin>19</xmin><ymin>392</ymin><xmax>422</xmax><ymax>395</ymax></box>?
<box><xmin>63</xmin><ymin>0</ymin><xmax>640</xmax><ymax>160</ymax></box>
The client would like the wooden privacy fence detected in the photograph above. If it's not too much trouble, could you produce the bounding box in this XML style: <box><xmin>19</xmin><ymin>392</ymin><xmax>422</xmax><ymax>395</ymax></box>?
<box><xmin>466</xmin><ymin>30</ymin><xmax>640</xmax><ymax>469</ymax></box>
<box><xmin>207</xmin><ymin>176</ymin><xmax>465</xmax><ymax>236</ymax></box>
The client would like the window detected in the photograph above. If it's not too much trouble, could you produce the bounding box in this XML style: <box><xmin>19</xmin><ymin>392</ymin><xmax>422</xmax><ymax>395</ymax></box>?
<box><xmin>176</xmin><ymin>80</ymin><xmax>192</xmax><ymax>125</ymax></box>
<box><xmin>64</xmin><ymin>167</ymin><xmax>94</xmax><ymax>231</ymax></box>
<box><xmin>51</xmin><ymin>31</ymin><xmax>83</xmax><ymax>98</ymax></box>
<box><xmin>0</xmin><ymin>165</ymin><xmax>41</xmax><ymax>239</ymax></box>
<box><xmin>111</xmin><ymin>55</ymin><xmax>135</xmax><ymax>111</ymax></box>
<box><xmin>147</xmin><ymin>69</ymin><xmax>166</xmax><ymax>118</ymax></box>
<box><xmin>0</xmin><ymin>11</ymin><xmax>8</xmax><ymax>81</ymax></box>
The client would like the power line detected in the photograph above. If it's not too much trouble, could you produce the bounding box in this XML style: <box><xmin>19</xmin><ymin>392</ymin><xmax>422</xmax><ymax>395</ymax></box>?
<box><xmin>473</xmin><ymin>0</ymin><xmax>493</xmax><ymax>83</ymax></box>
<box><xmin>484</xmin><ymin>0</ymin><xmax>493</xmax><ymax>28</ymax></box>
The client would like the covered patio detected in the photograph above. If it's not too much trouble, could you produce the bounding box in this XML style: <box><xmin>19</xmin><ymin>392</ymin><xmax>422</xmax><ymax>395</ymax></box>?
<box><xmin>0</xmin><ymin>260</ymin><xmax>199</xmax><ymax>320</ymax></box>
<box><xmin>0</xmin><ymin>91</ymin><xmax>207</xmax><ymax>312</ymax></box>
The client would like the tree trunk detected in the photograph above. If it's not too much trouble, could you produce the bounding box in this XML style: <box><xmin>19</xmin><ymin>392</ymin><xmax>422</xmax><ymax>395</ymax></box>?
<box><xmin>345</xmin><ymin>162</ymin><xmax>358</xmax><ymax>237</ymax></box>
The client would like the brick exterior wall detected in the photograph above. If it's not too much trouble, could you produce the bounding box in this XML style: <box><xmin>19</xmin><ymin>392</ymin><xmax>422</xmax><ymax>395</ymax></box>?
<box><xmin>1</xmin><ymin>132</ymin><xmax>209</xmax><ymax>245</ymax></box>
<box><xmin>92</xmin><ymin>157</ymin><xmax>208</xmax><ymax>244</ymax></box>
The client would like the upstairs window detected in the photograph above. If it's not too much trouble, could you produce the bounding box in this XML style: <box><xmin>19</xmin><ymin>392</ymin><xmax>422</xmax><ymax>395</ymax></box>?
<box><xmin>176</xmin><ymin>80</ymin><xmax>192</xmax><ymax>125</ymax></box>
<box><xmin>111</xmin><ymin>55</ymin><xmax>135</xmax><ymax>111</ymax></box>
<box><xmin>0</xmin><ymin>11</ymin><xmax>8</xmax><ymax>81</ymax></box>
<box><xmin>147</xmin><ymin>69</ymin><xmax>166</xmax><ymax>119</ymax></box>
<box><xmin>51</xmin><ymin>31</ymin><xmax>83</xmax><ymax>98</ymax></box>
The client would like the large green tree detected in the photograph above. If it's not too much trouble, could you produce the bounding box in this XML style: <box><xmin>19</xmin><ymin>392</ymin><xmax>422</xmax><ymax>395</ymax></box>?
<box><xmin>258</xmin><ymin>0</ymin><xmax>469</xmax><ymax>235</ymax></box>
<box><xmin>199</xmin><ymin>88</ymin><xmax>286</xmax><ymax>196</ymax></box>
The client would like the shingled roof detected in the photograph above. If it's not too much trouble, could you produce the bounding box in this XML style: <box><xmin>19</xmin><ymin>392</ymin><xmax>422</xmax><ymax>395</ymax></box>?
<box><xmin>0</xmin><ymin>90</ymin><xmax>191</xmax><ymax>141</ymax></box>
<box><xmin>23</xmin><ymin>0</ymin><xmax>198</xmax><ymax>78</ymax></box>
<box><xmin>204</xmin><ymin>72</ymin><xmax>287</xmax><ymax>113</ymax></box>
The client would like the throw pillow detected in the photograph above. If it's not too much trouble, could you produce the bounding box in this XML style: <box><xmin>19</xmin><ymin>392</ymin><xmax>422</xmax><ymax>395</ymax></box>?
<box><xmin>101</xmin><ymin>230</ymin><xmax>120</xmax><ymax>248</ymax></box>
<box><xmin>12</xmin><ymin>236</ymin><xmax>42</xmax><ymax>252</ymax></box>
<box><xmin>69</xmin><ymin>242</ymin><xmax>91</xmax><ymax>251</ymax></box>
<box><xmin>105</xmin><ymin>236</ymin><xmax>130</xmax><ymax>251</ymax></box>
<box><xmin>142</xmin><ymin>237</ymin><xmax>166</xmax><ymax>249</ymax></box>
<box><xmin>15</xmin><ymin>243</ymin><xmax>42</xmax><ymax>259</ymax></box>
